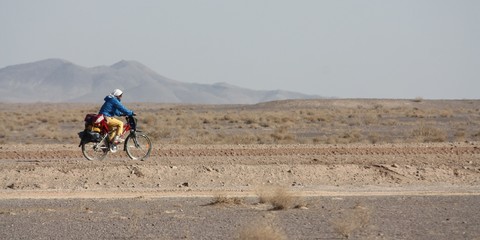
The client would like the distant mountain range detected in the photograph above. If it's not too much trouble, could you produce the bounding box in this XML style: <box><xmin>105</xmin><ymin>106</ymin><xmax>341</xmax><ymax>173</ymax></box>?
<box><xmin>0</xmin><ymin>59</ymin><xmax>320</xmax><ymax>104</ymax></box>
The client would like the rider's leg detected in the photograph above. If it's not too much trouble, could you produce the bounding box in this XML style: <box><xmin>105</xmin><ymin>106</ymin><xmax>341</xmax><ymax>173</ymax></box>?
<box><xmin>106</xmin><ymin>117</ymin><xmax>124</xmax><ymax>141</ymax></box>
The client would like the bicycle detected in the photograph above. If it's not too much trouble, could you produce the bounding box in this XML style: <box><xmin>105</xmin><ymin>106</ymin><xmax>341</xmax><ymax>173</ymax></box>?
<box><xmin>78</xmin><ymin>114</ymin><xmax>152</xmax><ymax>161</ymax></box>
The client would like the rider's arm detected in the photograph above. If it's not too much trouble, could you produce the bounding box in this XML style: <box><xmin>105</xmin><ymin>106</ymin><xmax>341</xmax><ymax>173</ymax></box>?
<box><xmin>112</xmin><ymin>98</ymin><xmax>134</xmax><ymax>116</ymax></box>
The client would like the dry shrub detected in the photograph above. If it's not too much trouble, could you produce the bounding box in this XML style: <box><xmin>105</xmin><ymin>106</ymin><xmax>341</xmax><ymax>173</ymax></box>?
<box><xmin>411</xmin><ymin>125</ymin><xmax>447</xmax><ymax>142</ymax></box>
<box><xmin>226</xmin><ymin>132</ymin><xmax>259</xmax><ymax>144</ymax></box>
<box><xmin>412</xmin><ymin>97</ymin><xmax>423</xmax><ymax>102</ymax></box>
<box><xmin>149</xmin><ymin>126</ymin><xmax>172</xmax><ymax>139</ymax></box>
<box><xmin>0</xmin><ymin>124</ymin><xmax>6</xmax><ymax>138</ymax></box>
<box><xmin>209</xmin><ymin>194</ymin><xmax>244</xmax><ymax>206</ymax></box>
<box><xmin>367</xmin><ymin>133</ymin><xmax>380</xmax><ymax>144</ymax></box>
<box><xmin>130</xmin><ymin>166</ymin><xmax>144</xmax><ymax>177</ymax></box>
<box><xmin>243</xmin><ymin>117</ymin><xmax>257</xmax><ymax>125</ymax></box>
<box><xmin>472</xmin><ymin>131</ymin><xmax>480</xmax><ymax>140</ymax></box>
<box><xmin>331</xmin><ymin>203</ymin><xmax>371</xmax><ymax>238</ymax></box>
<box><xmin>141</xmin><ymin>113</ymin><xmax>157</xmax><ymax>125</ymax></box>
<box><xmin>271</xmin><ymin>126</ymin><xmax>295</xmax><ymax>143</ymax></box>
<box><xmin>361</xmin><ymin>113</ymin><xmax>380</xmax><ymax>125</ymax></box>
<box><xmin>237</xmin><ymin>217</ymin><xmax>287</xmax><ymax>240</ymax></box>
<box><xmin>222</xmin><ymin>113</ymin><xmax>237</xmax><ymax>122</ymax></box>
<box><xmin>33</xmin><ymin>125</ymin><xmax>56</xmax><ymax>139</ymax></box>
<box><xmin>312</xmin><ymin>136</ymin><xmax>326</xmax><ymax>144</ymax></box>
<box><xmin>438</xmin><ymin>110</ymin><xmax>453</xmax><ymax>118</ymax></box>
<box><xmin>256</xmin><ymin>186</ymin><xmax>295</xmax><ymax>210</ymax></box>
<box><xmin>255</xmin><ymin>133</ymin><xmax>275</xmax><ymax>144</ymax></box>
<box><xmin>328</xmin><ymin>130</ymin><xmax>362</xmax><ymax>144</ymax></box>
<box><xmin>406</xmin><ymin>110</ymin><xmax>426</xmax><ymax>118</ymax></box>
<box><xmin>454</xmin><ymin>130</ymin><xmax>466</xmax><ymax>141</ymax></box>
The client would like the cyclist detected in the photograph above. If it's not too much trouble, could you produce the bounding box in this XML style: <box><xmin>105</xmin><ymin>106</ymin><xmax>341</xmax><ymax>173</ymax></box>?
<box><xmin>98</xmin><ymin>89</ymin><xmax>134</xmax><ymax>144</ymax></box>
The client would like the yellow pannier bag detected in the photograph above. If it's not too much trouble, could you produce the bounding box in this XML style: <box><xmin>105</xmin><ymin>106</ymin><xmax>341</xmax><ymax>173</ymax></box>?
<box><xmin>85</xmin><ymin>124</ymin><xmax>101</xmax><ymax>133</ymax></box>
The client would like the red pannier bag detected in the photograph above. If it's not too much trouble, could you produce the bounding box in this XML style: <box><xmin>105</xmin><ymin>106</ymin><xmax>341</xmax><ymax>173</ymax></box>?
<box><xmin>84</xmin><ymin>114</ymin><xmax>105</xmax><ymax>132</ymax></box>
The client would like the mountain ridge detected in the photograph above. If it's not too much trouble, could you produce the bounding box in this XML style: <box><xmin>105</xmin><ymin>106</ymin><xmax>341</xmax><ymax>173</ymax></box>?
<box><xmin>0</xmin><ymin>59</ymin><xmax>320</xmax><ymax>104</ymax></box>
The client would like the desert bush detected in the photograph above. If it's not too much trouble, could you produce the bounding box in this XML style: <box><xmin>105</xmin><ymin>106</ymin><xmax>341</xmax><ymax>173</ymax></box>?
<box><xmin>335</xmin><ymin>130</ymin><xmax>362</xmax><ymax>144</ymax></box>
<box><xmin>406</xmin><ymin>110</ymin><xmax>426</xmax><ymax>118</ymax></box>
<box><xmin>367</xmin><ymin>133</ymin><xmax>380</xmax><ymax>144</ymax></box>
<box><xmin>312</xmin><ymin>136</ymin><xmax>327</xmax><ymax>144</ymax></box>
<box><xmin>472</xmin><ymin>131</ymin><xmax>480</xmax><ymax>140</ymax></box>
<box><xmin>176</xmin><ymin>115</ymin><xmax>203</xmax><ymax>130</ymax></box>
<box><xmin>361</xmin><ymin>113</ymin><xmax>380</xmax><ymax>125</ymax></box>
<box><xmin>411</xmin><ymin>125</ymin><xmax>447</xmax><ymax>142</ymax></box>
<box><xmin>149</xmin><ymin>126</ymin><xmax>172</xmax><ymax>140</ymax></box>
<box><xmin>271</xmin><ymin>126</ymin><xmax>295</xmax><ymax>143</ymax></box>
<box><xmin>141</xmin><ymin>113</ymin><xmax>157</xmax><ymax>125</ymax></box>
<box><xmin>222</xmin><ymin>113</ymin><xmax>239</xmax><ymax>123</ymax></box>
<box><xmin>237</xmin><ymin>220</ymin><xmax>287</xmax><ymax>240</ymax></box>
<box><xmin>256</xmin><ymin>186</ymin><xmax>295</xmax><ymax>210</ymax></box>
<box><xmin>209</xmin><ymin>194</ymin><xmax>244</xmax><ymax>206</ymax></box>
<box><xmin>331</xmin><ymin>203</ymin><xmax>371</xmax><ymax>239</ymax></box>
<box><xmin>454</xmin><ymin>130</ymin><xmax>466</xmax><ymax>141</ymax></box>
<box><xmin>225</xmin><ymin>132</ymin><xmax>260</xmax><ymax>144</ymax></box>
<box><xmin>0</xmin><ymin>125</ymin><xmax>6</xmax><ymax>139</ymax></box>
<box><xmin>33</xmin><ymin>125</ymin><xmax>56</xmax><ymax>139</ymax></box>
<box><xmin>438</xmin><ymin>110</ymin><xmax>453</xmax><ymax>118</ymax></box>
<box><xmin>255</xmin><ymin>133</ymin><xmax>275</xmax><ymax>144</ymax></box>
<box><xmin>244</xmin><ymin>117</ymin><xmax>257</xmax><ymax>125</ymax></box>
<box><xmin>382</xmin><ymin>119</ymin><xmax>398</xmax><ymax>126</ymax></box>
<box><xmin>412</xmin><ymin>97</ymin><xmax>423</xmax><ymax>102</ymax></box>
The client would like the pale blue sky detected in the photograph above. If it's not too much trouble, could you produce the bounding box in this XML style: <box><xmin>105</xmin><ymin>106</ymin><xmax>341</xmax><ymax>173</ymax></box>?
<box><xmin>1</xmin><ymin>0</ymin><xmax>479</xmax><ymax>99</ymax></box>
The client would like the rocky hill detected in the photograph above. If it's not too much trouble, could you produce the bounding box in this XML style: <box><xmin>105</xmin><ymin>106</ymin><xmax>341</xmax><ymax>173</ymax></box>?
<box><xmin>0</xmin><ymin>59</ymin><xmax>319</xmax><ymax>104</ymax></box>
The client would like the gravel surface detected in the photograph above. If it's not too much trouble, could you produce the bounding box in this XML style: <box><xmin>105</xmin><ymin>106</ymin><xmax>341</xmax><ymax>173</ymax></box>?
<box><xmin>1</xmin><ymin>195</ymin><xmax>480</xmax><ymax>239</ymax></box>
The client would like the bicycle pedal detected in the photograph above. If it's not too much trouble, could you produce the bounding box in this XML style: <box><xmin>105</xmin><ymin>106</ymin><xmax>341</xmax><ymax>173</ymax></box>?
<box><xmin>109</xmin><ymin>145</ymin><xmax>118</xmax><ymax>153</ymax></box>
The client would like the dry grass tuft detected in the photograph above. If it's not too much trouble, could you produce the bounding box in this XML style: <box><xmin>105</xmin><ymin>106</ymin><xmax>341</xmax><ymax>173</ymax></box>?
<box><xmin>411</xmin><ymin>125</ymin><xmax>447</xmax><ymax>142</ymax></box>
<box><xmin>237</xmin><ymin>217</ymin><xmax>287</xmax><ymax>240</ymax></box>
<box><xmin>130</xmin><ymin>166</ymin><xmax>144</xmax><ymax>177</ymax></box>
<box><xmin>331</xmin><ymin>203</ymin><xmax>371</xmax><ymax>239</ymax></box>
<box><xmin>209</xmin><ymin>194</ymin><xmax>244</xmax><ymax>206</ymax></box>
<box><xmin>256</xmin><ymin>186</ymin><xmax>296</xmax><ymax>210</ymax></box>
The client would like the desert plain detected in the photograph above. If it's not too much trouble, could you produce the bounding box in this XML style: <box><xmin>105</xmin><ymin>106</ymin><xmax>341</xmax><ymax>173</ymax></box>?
<box><xmin>1</xmin><ymin>99</ymin><xmax>480</xmax><ymax>239</ymax></box>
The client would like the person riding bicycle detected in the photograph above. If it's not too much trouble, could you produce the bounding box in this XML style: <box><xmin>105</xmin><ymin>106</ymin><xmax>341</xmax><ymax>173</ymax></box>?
<box><xmin>98</xmin><ymin>89</ymin><xmax>134</xmax><ymax>144</ymax></box>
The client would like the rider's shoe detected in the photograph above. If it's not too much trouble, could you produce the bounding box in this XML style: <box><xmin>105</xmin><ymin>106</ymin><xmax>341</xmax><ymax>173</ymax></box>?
<box><xmin>113</xmin><ymin>136</ymin><xmax>124</xmax><ymax>144</ymax></box>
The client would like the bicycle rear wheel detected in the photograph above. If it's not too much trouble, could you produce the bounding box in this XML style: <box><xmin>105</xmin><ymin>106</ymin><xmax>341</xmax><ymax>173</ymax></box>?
<box><xmin>81</xmin><ymin>141</ymin><xmax>108</xmax><ymax>160</ymax></box>
<box><xmin>125</xmin><ymin>133</ymin><xmax>152</xmax><ymax>160</ymax></box>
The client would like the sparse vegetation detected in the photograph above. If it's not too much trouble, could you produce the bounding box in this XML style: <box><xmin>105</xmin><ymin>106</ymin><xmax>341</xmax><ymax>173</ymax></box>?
<box><xmin>1</xmin><ymin>99</ymin><xmax>479</xmax><ymax>144</ymax></box>
<box><xmin>1</xmin><ymin>100</ymin><xmax>480</xmax><ymax>239</ymax></box>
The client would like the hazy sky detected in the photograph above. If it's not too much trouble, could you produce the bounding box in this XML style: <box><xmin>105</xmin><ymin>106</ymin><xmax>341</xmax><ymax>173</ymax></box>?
<box><xmin>1</xmin><ymin>0</ymin><xmax>479</xmax><ymax>99</ymax></box>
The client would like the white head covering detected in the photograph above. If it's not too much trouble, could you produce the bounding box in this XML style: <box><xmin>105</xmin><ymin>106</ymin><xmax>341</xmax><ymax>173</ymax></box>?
<box><xmin>111</xmin><ymin>89</ymin><xmax>123</xmax><ymax>97</ymax></box>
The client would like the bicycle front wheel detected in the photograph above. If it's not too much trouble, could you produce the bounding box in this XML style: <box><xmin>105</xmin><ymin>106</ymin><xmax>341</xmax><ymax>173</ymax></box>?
<box><xmin>125</xmin><ymin>133</ymin><xmax>152</xmax><ymax>160</ymax></box>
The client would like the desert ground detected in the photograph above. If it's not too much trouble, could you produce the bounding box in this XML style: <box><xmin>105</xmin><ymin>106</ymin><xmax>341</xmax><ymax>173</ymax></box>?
<box><xmin>1</xmin><ymin>99</ymin><xmax>480</xmax><ymax>239</ymax></box>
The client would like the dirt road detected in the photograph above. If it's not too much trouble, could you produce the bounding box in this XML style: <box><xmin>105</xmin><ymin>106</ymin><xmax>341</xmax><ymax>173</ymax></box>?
<box><xmin>1</xmin><ymin>142</ymin><xmax>479</xmax><ymax>195</ymax></box>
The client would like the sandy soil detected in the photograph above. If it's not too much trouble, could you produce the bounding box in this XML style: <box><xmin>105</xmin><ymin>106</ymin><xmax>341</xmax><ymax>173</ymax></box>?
<box><xmin>1</xmin><ymin>142</ymin><xmax>480</xmax><ymax>239</ymax></box>
<box><xmin>1</xmin><ymin>142</ymin><xmax>479</xmax><ymax>198</ymax></box>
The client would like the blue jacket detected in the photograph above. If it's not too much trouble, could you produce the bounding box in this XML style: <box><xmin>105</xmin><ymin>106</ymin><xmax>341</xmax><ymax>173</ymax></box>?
<box><xmin>99</xmin><ymin>95</ymin><xmax>134</xmax><ymax>117</ymax></box>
